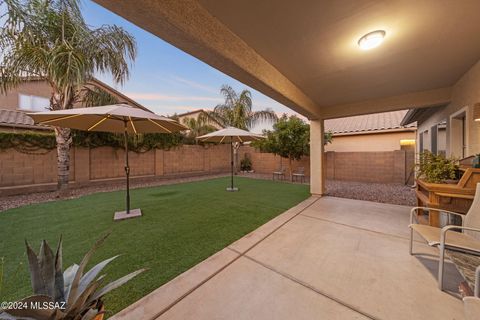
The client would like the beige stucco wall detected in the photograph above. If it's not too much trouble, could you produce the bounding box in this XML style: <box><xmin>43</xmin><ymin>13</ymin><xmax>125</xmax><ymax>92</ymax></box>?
<box><xmin>0</xmin><ymin>80</ymin><xmax>52</xmax><ymax>111</ymax></box>
<box><xmin>325</xmin><ymin>131</ymin><xmax>416</xmax><ymax>152</ymax></box>
<box><xmin>0</xmin><ymin>80</ymin><xmax>143</xmax><ymax>112</ymax></box>
<box><xmin>417</xmin><ymin>59</ymin><xmax>480</xmax><ymax>158</ymax></box>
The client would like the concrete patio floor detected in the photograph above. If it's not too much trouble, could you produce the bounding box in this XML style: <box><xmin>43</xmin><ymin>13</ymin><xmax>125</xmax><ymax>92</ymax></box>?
<box><xmin>112</xmin><ymin>196</ymin><xmax>465</xmax><ymax>320</ymax></box>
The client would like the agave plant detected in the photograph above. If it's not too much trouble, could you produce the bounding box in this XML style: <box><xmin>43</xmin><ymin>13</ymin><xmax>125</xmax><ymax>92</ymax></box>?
<box><xmin>0</xmin><ymin>234</ymin><xmax>145</xmax><ymax>320</ymax></box>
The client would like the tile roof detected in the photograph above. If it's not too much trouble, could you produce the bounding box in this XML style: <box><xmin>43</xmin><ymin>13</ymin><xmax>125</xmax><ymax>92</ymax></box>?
<box><xmin>0</xmin><ymin>109</ymin><xmax>50</xmax><ymax>130</ymax></box>
<box><xmin>324</xmin><ymin>110</ymin><xmax>416</xmax><ymax>135</ymax></box>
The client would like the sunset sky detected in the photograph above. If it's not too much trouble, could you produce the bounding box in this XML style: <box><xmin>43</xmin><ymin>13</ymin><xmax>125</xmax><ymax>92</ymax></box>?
<box><xmin>82</xmin><ymin>1</ymin><xmax>302</xmax><ymax>131</ymax></box>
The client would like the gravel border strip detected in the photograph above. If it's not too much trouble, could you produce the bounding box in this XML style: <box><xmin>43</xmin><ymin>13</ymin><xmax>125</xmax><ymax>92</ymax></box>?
<box><xmin>0</xmin><ymin>173</ymin><xmax>229</xmax><ymax>212</ymax></box>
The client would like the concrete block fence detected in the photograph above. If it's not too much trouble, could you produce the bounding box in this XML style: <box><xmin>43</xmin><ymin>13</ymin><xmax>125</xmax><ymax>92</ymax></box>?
<box><xmin>0</xmin><ymin>145</ymin><xmax>414</xmax><ymax>196</ymax></box>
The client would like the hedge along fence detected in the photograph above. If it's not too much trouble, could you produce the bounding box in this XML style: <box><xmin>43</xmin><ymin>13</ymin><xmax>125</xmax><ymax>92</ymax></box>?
<box><xmin>0</xmin><ymin>130</ymin><xmax>186</xmax><ymax>154</ymax></box>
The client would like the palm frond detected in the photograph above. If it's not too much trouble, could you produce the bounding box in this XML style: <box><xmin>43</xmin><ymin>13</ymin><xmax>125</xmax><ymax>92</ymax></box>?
<box><xmin>219</xmin><ymin>84</ymin><xmax>237</xmax><ymax>108</ymax></box>
<box><xmin>80</xmin><ymin>85</ymin><xmax>119</xmax><ymax>107</ymax></box>
<box><xmin>247</xmin><ymin>109</ymin><xmax>278</xmax><ymax>129</ymax></box>
<box><xmin>209</xmin><ymin>85</ymin><xmax>276</xmax><ymax>130</ymax></box>
<box><xmin>0</xmin><ymin>0</ymin><xmax>137</xmax><ymax>96</ymax></box>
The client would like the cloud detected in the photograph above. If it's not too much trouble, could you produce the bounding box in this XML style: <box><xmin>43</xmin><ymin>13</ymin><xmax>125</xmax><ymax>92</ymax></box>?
<box><xmin>170</xmin><ymin>76</ymin><xmax>219</xmax><ymax>94</ymax></box>
<box><xmin>147</xmin><ymin>104</ymin><xmax>215</xmax><ymax>116</ymax></box>
<box><xmin>125</xmin><ymin>92</ymin><xmax>223</xmax><ymax>103</ymax></box>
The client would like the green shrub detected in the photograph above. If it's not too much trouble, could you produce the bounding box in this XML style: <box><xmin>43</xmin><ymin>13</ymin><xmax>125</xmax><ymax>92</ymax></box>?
<box><xmin>417</xmin><ymin>151</ymin><xmax>459</xmax><ymax>183</ymax></box>
<box><xmin>240</xmin><ymin>154</ymin><xmax>252</xmax><ymax>171</ymax></box>
<box><xmin>0</xmin><ymin>131</ymin><xmax>56</xmax><ymax>153</ymax></box>
<box><xmin>0</xmin><ymin>130</ymin><xmax>185</xmax><ymax>153</ymax></box>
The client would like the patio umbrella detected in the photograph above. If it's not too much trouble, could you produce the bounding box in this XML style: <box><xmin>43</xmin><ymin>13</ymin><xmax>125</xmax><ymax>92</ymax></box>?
<box><xmin>196</xmin><ymin>127</ymin><xmax>264</xmax><ymax>191</ymax></box>
<box><xmin>29</xmin><ymin>104</ymin><xmax>187</xmax><ymax>220</ymax></box>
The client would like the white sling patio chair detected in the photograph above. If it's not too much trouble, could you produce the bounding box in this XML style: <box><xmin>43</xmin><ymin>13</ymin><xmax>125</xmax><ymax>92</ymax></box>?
<box><xmin>409</xmin><ymin>183</ymin><xmax>480</xmax><ymax>291</ymax></box>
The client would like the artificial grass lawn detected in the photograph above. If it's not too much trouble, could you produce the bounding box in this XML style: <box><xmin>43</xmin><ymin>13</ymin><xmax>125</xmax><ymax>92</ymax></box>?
<box><xmin>0</xmin><ymin>177</ymin><xmax>309</xmax><ymax>316</ymax></box>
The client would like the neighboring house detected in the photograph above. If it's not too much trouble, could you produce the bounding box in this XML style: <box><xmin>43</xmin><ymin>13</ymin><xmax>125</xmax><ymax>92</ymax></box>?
<box><xmin>175</xmin><ymin>109</ymin><xmax>224</xmax><ymax>129</ymax></box>
<box><xmin>325</xmin><ymin>110</ymin><xmax>417</xmax><ymax>152</ymax></box>
<box><xmin>0</xmin><ymin>78</ymin><xmax>150</xmax><ymax>132</ymax></box>
<box><xmin>175</xmin><ymin>109</ymin><xmax>416</xmax><ymax>151</ymax></box>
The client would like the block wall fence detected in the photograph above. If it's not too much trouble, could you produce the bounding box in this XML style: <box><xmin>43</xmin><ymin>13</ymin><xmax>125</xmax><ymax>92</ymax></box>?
<box><xmin>0</xmin><ymin>145</ymin><xmax>414</xmax><ymax>196</ymax></box>
<box><xmin>239</xmin><ymin>146</ymin><xmax>415</xmax><ymax>185</ymax></box>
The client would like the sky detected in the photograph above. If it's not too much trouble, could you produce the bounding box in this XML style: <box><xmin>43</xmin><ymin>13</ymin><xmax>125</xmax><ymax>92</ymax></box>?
<box><xmin>81</xmin><ymin>0</ymin><xmax>301</xmax><ymax>132</ymax></box>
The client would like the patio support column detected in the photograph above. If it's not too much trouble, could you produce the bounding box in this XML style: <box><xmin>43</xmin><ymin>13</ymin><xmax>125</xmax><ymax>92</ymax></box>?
<box><xmin>310</xmin><ymin>119</ymin><xmax>325</xmax><ymax>196</ymax></box>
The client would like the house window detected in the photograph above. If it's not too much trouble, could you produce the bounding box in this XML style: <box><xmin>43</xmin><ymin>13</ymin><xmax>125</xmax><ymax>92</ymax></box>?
<box><xmin>419</xmin><ymin>130</ymin><xmax>430</xmax><ymax>152</ymax></box>
<box><xmin>437</xmin><ymin>120</ymin><xmax>447</xmax><ymax>156</ymax></box>
<box><xmin>419</xmin><ymin>131</ymin><xmax>424</xmax><ymax>152</ymax></box>
<box><xmin>430</xmin><ymin>125</ymin><xmax>438</xmax><ymax>155</ymax></box>
<box><xmin>451</xmin><ymin>111</ymin><xmax>467</xmax><ymax>158</ymax></box>
<box><xmin>18</xmin><ymin>94</ymin><xmax>50</xmax><ymax>112</ymax></box>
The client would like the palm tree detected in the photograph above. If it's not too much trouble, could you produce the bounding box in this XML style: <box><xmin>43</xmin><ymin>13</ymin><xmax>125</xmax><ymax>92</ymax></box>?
<box><xmin>209</xmin><ymin>85</ymin><xmax>277</xmax><ymax>130</ymax></box>
<box><xmin>0</xmin><ymin>0</ymin><xmax>136</xmax><ymax>193</ymax></box>
<box><xmin>209</xmin><ymin>85</ymin><xmax>277</xmax><ymax>171</ymax></box>
<box><xmin>182</xmin><ymin>112</ymin><xmax>217</xmax><ymax>143</ymax></box>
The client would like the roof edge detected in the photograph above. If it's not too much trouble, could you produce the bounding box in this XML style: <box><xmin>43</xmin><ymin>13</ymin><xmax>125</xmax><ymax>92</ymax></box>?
<box><xmin>400</xmin><ymin>105</ymin><xmax>446</xmax><ymax>126</ymax></box>
<box><xmin>88</xmin><ymin>79</ymin><xmax>152</xmax><ymax>113</ymax></box>
<box><xmin>332</xmin><ymin>127</ymin><xmax>416</xmax><ymax>137</ymax></box>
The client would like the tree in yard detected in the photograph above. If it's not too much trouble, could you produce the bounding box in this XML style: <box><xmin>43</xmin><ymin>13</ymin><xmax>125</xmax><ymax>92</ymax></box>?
<box><xmin>0</xmin><ymin>0</ymin><xmax>136</xmax><ymax>193</ymax></box>
<box><xmin>253</xmin><ymin>114</ymin><xmax>333</xmax><ymax>179</ymax></box>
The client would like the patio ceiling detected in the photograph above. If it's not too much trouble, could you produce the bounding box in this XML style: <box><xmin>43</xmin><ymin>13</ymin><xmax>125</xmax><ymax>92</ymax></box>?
<box><xmin>94</xmin><ymin>0</ymin><xmax>480</xmax><ymax>119</ymax></box>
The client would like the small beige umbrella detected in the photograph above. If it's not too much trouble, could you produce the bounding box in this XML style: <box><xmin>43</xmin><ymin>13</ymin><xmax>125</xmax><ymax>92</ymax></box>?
<box><xmin>196</xmin><ymin>127</ymin><xmax>264</xmax><ymax>191</ymax></box>
<box><xmin>29</xmin><ymin>104</ymin><xmax>187</xmax><ymax>220</ymax></box>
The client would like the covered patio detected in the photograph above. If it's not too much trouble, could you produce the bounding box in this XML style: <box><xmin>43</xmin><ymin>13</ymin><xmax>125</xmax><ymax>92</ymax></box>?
<box><xmin>88</xmin><ymin>1</ymin><xmax>480</xmax><ymax>319</ymax></box>
<box><xmin>93</xmin><ymin>0</ymin><xmax>480</xmax><ymax>197</ymax></box>
<box><xmin>111</xmin><ymin>197</ymin><xmax>464</xmax><ymax>320</ymax></box>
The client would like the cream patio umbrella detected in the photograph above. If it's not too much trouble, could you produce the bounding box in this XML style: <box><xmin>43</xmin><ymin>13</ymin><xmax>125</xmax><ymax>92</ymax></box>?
<box><xmin>29</xmin><ymin>103</ymin><xmax>187</xmax><ymax>220</ymax></box>
<box><xmin>196</xmin><ymin>127</ymin><xmax>264</xmax><ymax>191</ymax></box>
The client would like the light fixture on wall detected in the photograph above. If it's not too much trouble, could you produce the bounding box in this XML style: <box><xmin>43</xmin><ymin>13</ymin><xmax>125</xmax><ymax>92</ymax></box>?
<box><xmin>358</xmin><ymin>30</ymin><xmax>386</xmax><ymax>50</ymax></box>
<box><xmin>473</xmin><ymin>103</ymin><xmax>480</xmax><ymax>121</ymax></box>
<box><xmin>400</xmin><ymin>139</ymin><xmax>416</xmax><ymax>146</ymax></box>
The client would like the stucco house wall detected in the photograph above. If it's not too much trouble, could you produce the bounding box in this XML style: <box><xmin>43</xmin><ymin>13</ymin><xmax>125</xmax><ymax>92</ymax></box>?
<box><xmin>0</xmin><ymin>80</ymin><xmax>52</xmax><ymax>111</ymax></box>
<box><xmin>415</xmin><ymin>59</ymin><xmax>480</xmax><ymax>158</ymax></box>
<box><xmin>0</xmin><ymin>78</ymin><xmax>150</xmax><ymax>115</ymax></box>
<box><xmin>325</xmin><ymin>131</ymin><xmax>416</xmax><ymax>152</ymax></box>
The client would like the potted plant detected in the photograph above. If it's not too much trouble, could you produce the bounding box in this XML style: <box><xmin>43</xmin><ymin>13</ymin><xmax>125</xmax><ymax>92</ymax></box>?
<box><xmin>473</xmin><ymin>153</ymin><xmax>480</xmax><ymax>168</ymax></box>
<box><xmin>417</xmin><ymin>151</ymin><xmax>459</xmax><ymax>184</ymax></box>
<box><xmin>240</xmin><ymin>154</ymin><xmax>253</xmax><ymax>173</ymax></box>
<box><xmin>0</xmin><ymin>234</ymin><xmax>145</xmax><ymax>320</ymax></box>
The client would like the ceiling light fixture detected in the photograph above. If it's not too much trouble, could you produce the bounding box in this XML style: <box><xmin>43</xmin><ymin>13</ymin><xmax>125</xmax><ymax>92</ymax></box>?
<box><xmin>358</xmin><ymin>30</ymin><xmax>386</xmax><ymax>50</ymax></box>
<box><xmin>473</xmin><ymin>103</ymin><xmax>480</xmax><ymax>121</ymax></box>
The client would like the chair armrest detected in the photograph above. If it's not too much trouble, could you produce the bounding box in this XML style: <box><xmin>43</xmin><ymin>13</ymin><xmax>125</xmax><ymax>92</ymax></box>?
<box><xmin>440</xmin><ymin>225</ymin><xmax>480</xmax><ymax>246</ymax></box>
<box><xmin>410</xmin><ymin>207</ymin><xmax>465</xmax><ymax>225</ymax></box>
<box><xmin>476</xmin><ymin>265</ymin><xmax>480</xmax><ymax>297</ymax></box>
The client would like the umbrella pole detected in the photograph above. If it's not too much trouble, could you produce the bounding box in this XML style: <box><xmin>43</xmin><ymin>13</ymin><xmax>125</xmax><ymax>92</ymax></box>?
<box><xmin>124</xmin><ymin>121</ymin><xmax>130</xmax><ymax>214</ymax></box>
<box><xmin>230</xmin><ymin>137</ymin><xmax>234</xmax><ymax>190</ymax></box>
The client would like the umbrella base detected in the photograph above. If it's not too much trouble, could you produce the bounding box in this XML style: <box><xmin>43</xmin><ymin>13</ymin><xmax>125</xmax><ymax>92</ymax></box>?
<box><xmin>226</xmin><ymin>187</ymin><xmax>239</xmax><ymax>192</ymax></box>
<box><xmin>114</xmin><ymin>208</ymin><xmax>142</xmax><ymax>221</ymax></box>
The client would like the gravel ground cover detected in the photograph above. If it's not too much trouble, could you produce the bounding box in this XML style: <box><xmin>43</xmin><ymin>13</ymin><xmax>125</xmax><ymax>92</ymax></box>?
<box><xmin>238</xmin><ymin>173</ymin><xmax>416</xmax><ymax>206</ymax></box>
<box><xmin>325</xmin><ymin>180</ymin><xmax>416</xmax><ymax>206</ymax></box>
